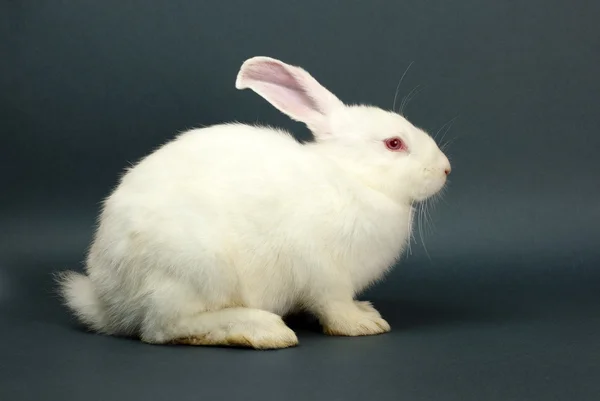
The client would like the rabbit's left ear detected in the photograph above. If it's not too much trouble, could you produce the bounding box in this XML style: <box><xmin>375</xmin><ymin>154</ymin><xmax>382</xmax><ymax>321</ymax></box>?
<box><xmin>235</xmin><ymin>56</ymin><xmax>344</xmax><ymax>137</ymax></box>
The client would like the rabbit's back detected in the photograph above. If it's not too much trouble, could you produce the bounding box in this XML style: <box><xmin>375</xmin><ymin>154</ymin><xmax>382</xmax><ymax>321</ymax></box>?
<box><xmin>113</xmin><ymin>123</ymin><xmax>346</xmax><ymax>235</ymax></box>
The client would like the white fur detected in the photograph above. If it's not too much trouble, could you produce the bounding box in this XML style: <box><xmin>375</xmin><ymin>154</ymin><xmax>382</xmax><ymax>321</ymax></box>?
<box><xmin>57</xmin><ymin>56</ymin><xmax>450</xmax><ymax>349</ymax></box>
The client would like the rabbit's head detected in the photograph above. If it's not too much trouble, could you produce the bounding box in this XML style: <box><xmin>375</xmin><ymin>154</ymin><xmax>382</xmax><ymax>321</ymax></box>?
<box><xmin>236</xmin><ymin>57</ymin><xmax>451</xmax><ymax>204</ymax></box>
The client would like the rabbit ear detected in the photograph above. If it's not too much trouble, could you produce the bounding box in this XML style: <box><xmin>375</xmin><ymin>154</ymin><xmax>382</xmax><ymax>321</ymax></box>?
<box><xmin>235</xmin><ymin>56</ymin><xmax>344</xmax><ymax>136</ymax></box>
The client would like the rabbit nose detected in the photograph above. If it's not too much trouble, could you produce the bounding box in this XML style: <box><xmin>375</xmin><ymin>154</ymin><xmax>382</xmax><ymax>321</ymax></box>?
<box><xmin>444</xmin><ymin>167</ymin><xmax>451</xmax><ymax>176</ymax></box>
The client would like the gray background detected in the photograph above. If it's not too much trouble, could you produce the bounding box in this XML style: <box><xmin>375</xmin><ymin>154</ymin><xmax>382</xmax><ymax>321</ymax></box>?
<box><xmin>1</xmin><ymin>1</ymin><xmax>599</xmax><ymax>400</ymax></box>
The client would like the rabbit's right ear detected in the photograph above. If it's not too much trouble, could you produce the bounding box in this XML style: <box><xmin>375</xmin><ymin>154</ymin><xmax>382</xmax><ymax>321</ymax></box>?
<box><xmin>235</xmin><ymin>56</ymin><xmax>344</xmax><ymax>137</ymax></box>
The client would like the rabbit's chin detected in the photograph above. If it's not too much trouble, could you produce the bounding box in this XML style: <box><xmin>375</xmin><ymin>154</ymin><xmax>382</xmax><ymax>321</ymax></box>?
<box><xmin>410</xmin><ymin>178</ymin><xmax>448</xmax><ymax>203</ymax></box>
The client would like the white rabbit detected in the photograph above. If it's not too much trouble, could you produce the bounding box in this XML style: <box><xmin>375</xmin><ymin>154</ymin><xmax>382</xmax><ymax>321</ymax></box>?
<box><xmin>57</xmin><ymin>56</ymin><xmax>451</xmax><ymax>349</ymax></box>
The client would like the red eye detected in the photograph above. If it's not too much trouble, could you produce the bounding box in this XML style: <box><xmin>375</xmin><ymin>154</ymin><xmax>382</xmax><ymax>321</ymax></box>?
<box><xmin>384</xmin><ymin>137</ymin><xmax>407</xmax><ymax>151</ymax></box>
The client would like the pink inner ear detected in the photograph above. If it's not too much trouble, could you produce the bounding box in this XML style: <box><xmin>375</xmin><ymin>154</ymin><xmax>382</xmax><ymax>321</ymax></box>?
<box><xmin>241</xmin><ymin>61</ymin><xmax>324</xmax><ymax>120</ymax></box>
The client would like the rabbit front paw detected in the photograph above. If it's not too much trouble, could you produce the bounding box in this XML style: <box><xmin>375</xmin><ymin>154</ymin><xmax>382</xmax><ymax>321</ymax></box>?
<box><xmin>322</xmin><ymin>303</ymin><xmax>390</xmax><ymax>336</ymax></box>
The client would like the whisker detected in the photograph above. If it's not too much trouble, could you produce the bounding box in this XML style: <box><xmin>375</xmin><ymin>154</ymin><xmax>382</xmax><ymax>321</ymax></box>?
<box><xmin>438</xmin><ymin>184</ymin><xmax>450</xmax><ymax>206</ymax></box>
<box><xmin>392</xmin><ymin>61</ymin><xmax>414</xmax><ymax>113</ymax></box>
<box><xmin>400</xmin><ymin>84</ymin><xmax>420</xmax><ymax>115</ymax></box>
<box><xmin>405</xmin><ymin>203</ymin><xmax>415</xmax><ymax>257</ymax></box>
<box><xmin>418</xmin><ymin>202</ymin><xmax>432</xmax><ymax>261</ymax></box>
<box><xmin>437</xmin><ymin>190</ymin><xmax>447</xmax><ymax>208</ymax></box>
<box><xmin>439</xmin><ymin>121</ymin><xmax>457</xmax><ymax>146</ymax></box>
<box><xmin>425</xmin><ymin>198</ymin><xmax>434</xmax><ymax>235</ymax></box>
<box><xmin>441</xmin><ymin>137</ymin><xmax>458</xmax><ymax>152</ymax></box>
<box><xmin>434</xmin><ymin>114</ymin><xmax>460</xmax><ymax>142</ymax></box>
<box><xmin>428</xmin><ymin>199</ymin><xmax>436</xmax><ymax>237</ymax></box>
<box><xmin>400</xmin><ymin>84</ymin><xmax>427</xmax><ymax>115</ymax></box>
